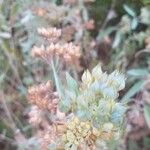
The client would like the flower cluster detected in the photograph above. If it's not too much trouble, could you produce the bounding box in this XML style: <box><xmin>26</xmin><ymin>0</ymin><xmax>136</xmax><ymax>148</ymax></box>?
<box><xmin>28</xmin><ymin>106</ymin><xmax>43</xmax><ymax>126</ymax></box>
<box><xmin>63</xmin><ymin>64</ymin><xmax>126</xmax><ymax>123</ymax></box>
<box><xmin>37</xmin><ymin>27</ymin><xmax>61</xmax><ymax>39</ymax></box>
<box><xmin>27</xmin><ymin>64</ymin><xmax>126</xmax><ymax>149</ymax></box>
<box><xmin>62</xmin><ymin>116</ymin><xmax>91</xmax><ymax>149</ymax></box>
<box><xmin>27</xmin><ymin>79</ymin><xmax>67</xmax><ymax>150</ymax></box>
<box><xmin>27</xmin><ymin>80</ymin><xmax>59</xmax><ymax>113</ymax></box>
<box><xmin>31</xmin><ymin>42</ymin><xmax>80</xmax><ymax>64</ymax></box>
<box><xmin>61</xmin><ymin>116</ymin><xmax>120</xmax><ymax>149</ymax></box>
<box><xmin>31</xmin><ymin>27</ymin><xmax>81</xmax><ymax>65</ymax></box>
<box><xmin>60</xmin><ymin>64</ymin><xmax>126</xmax><ymax>149</ymax></box>
<box><xmin>36</xmin><ymin>122</ymin><xmax>66</xmax><ymax>150</ymax></box>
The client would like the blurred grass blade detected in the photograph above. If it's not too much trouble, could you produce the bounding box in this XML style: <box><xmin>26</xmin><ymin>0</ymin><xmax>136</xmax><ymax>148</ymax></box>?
<box><xmin>127</xmin><ymin>68</ymin><xmax>149</xmax><ymax>77</ymax></box>
<box><xmin>121</xmin><ymin>80</ymin><xmax>144</xmax><ymax>103</ymax></box>
<box><xmin>144</xmin><ymin>105</ymin><xmax>150</xmax><ymax>128</ymax></box>
<box><xmin>123</xmin><ymin>4</ymin><xmax>136</xmax><ymax>17</ymax></box>
<box><xmin>112</xmin><ymin>31</ymin><xmax>122</xmax><ymax>48</ymax></box>
<box><xmin>97</xmin><ymin>27</ymin><xmax>116</xmax><ymax>42</ymax></box>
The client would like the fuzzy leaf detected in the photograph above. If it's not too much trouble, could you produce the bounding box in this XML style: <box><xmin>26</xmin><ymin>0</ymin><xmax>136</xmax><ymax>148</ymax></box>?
<box><xmin>66</xmin><ymin>72</ymin><xmax>78</xmax><ymax>94</ymax></box>
<box><xmin>111</xmin><ymin>103</ymin><xmax>126</xmax><ymax>124</ymax></box>
<box><xmin>59</xmin><ymin>97</ymin><xmax>71</xmax><ymax>113</ymax></box>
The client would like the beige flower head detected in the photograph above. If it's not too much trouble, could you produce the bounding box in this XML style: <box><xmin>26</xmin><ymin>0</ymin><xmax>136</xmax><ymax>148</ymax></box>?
<box><xmin>27</xmin><ymin>81</ymin><xmax>59</xmax><ymax>113</ymax></box>
<box><xmin>31</xmin><ymin>42</ymin><xmax>81</xmax><ymax>65</ymax></box>
<box><xmin>37</xmin><ymin>27</ymin><xmax>61</xmax><ymax>39</ymax></box>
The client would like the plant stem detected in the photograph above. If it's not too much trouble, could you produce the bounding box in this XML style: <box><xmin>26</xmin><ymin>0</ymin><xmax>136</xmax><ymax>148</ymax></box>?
<box><xmin>51</xmin><ymin>59</ymin><xmax>63</xmax><ymax>99</ymax></box>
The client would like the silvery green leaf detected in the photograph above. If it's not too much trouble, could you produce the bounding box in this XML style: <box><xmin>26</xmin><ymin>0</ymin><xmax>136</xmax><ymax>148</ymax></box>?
<box><xmin>127</xmin><ymin>68</ymin><xmax>149</xmax><ymax>77</ymax></box>
<box><xmin>66</xmin><ymin>72</ymin><xmax>78</xmax><ymax>94</ymax></box>
<box><xmin>111</xmin><ymin>103</ymin><xmax>126</xmax><ymax>124</ymax></box>
<box><xmin>59</xmin><ymin>97</ymin><xmax>71</xmax><ymax>113</ymax></box>
<box><xmin>66</xmin><ymin>90</ymin><xmax>76</xmax><ymax>100</ymax></box>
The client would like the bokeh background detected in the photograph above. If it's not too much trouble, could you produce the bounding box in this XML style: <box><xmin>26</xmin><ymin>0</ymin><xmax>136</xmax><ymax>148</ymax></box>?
<box><xmin>0</xmin><ymin>0</ymin><xmax>150</xmax><ymax>149</ymax></box>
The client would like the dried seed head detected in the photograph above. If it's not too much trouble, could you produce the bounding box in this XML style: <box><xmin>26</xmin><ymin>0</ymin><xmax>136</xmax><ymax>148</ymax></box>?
<box><xmin>31</xmin><ymin>42</ymin><xmax>81</xmax><ymax>65</ymax></box>
<box><xmin>28</xmin><ymin>106</ymin><xmax>43</xmax><ymax>126</ymax></box>
<box><xmin>37</xmin><ymin>27</ymin><xmax>61</xmax><ymax>39</ymax></box>
<box><xmin>32</xmin><ymin>7</ymin><xmax>48</xmax><ymax>17</ymax></box>
<box><xmin>61</xmin><ymin>42</ymin><xmax>81</xmax><ymax>64</ymax></box>
<box><xmin>27</xmin><ymin>81</ymin><xmax>59</xmax><ymax>113</ymax></box>
<box><xmin>37</xmin><ymin>126</ymin><xmax>56</xmax><ymax>150</ymax></box>
<box><xmin>36</xmin><ymin>122</ymin><xmax>66</xmax><ymax>150</ymax></box>
<box><xmin>62</xmin><ymin>25</ymin><xmax>76</xmax><ymax>42</ymax></box>
<box><xmin>31</xmin><ymin>45</ymin><xmax>45</xmax><ymax>58</ymax></box>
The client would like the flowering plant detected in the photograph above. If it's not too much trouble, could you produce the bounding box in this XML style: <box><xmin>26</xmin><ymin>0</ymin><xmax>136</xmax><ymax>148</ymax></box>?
<box><xmin>59</xmin><ymin>64</ymin><xmax>126</xmax><ymax>149</ymax></box>
<box><xmin>27</xmin><ymin>26</ymin><xmax>126</xmax><ymax>150</ymax></box>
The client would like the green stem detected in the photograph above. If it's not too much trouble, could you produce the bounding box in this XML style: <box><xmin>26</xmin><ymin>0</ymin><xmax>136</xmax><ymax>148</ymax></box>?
<box><xmin>51</xmin><ymin>59</ymin><xmax>63</xmax><ymax>99</ymax></box>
